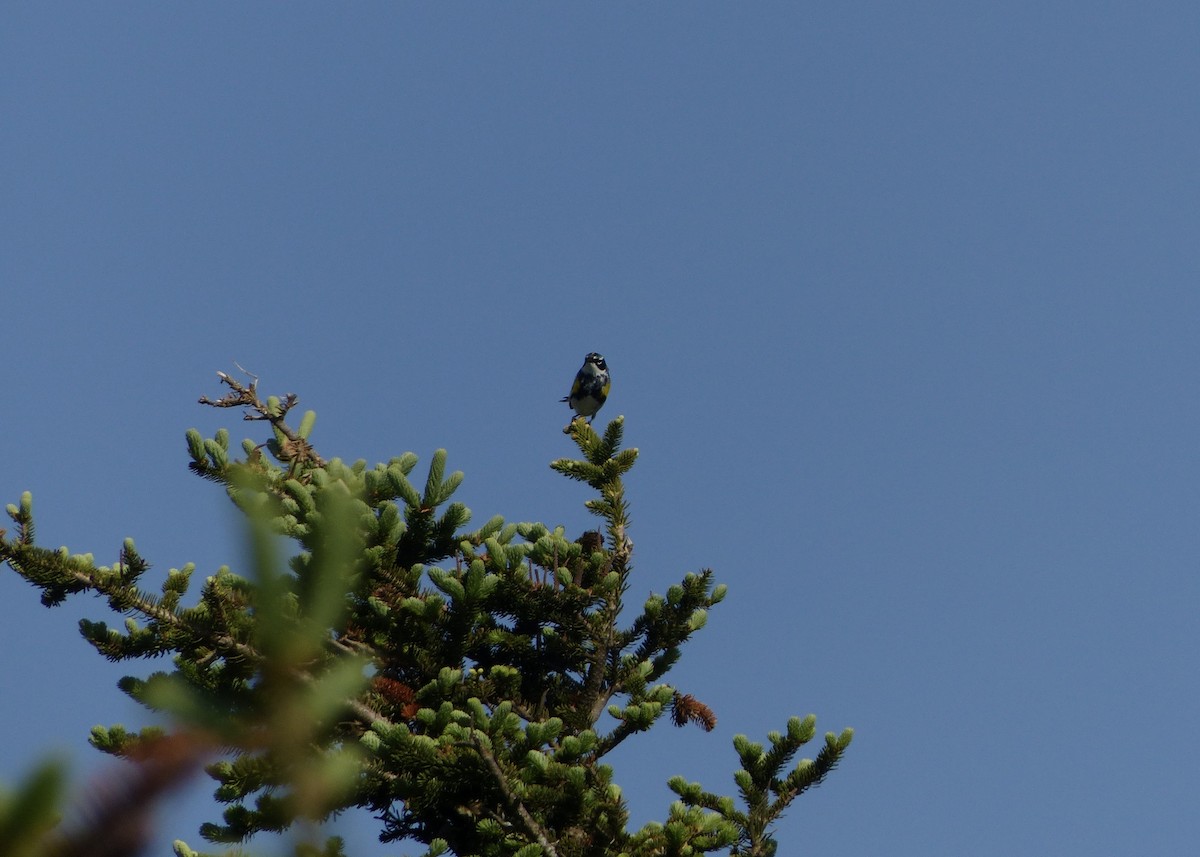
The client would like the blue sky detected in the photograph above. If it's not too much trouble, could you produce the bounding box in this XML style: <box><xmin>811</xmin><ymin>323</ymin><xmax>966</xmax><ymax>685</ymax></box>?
<box><xmin>3</xmin><ymin>3</ymin><xmax>1198</xmax><ymax>855</ymax></box>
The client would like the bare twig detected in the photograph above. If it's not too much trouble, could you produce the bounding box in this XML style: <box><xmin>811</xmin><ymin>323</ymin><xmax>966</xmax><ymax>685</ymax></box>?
<box><xmin>199</xmin><ymin>367</ymin><xmax>324</xmax><ymax>469</ymax></box>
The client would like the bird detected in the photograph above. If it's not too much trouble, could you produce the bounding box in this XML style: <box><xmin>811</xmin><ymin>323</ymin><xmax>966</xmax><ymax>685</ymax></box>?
<box><xmin>562</xmin><ymin>352</ymin><xmax>610</xmax><ymax>426</ymax></box>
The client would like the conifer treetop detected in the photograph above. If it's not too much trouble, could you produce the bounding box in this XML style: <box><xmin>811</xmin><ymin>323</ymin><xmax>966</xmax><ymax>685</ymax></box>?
<box><xmin>0</xmin><ymin>369</ymin><xmax>852</xmax><ymax>857</ymax></box>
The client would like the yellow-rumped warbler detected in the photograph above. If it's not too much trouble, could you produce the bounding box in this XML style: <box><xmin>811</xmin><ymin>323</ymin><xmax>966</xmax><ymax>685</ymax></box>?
<box><xmin>562</xmin><ymin>352</ymin><xmax>610</xmax><ymax>425</ymax></box>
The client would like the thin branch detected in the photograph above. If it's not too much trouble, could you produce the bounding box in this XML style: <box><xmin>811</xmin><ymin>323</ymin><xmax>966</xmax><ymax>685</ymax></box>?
<box><xmin>199</xmin><ymin>368</ymin><xmax>324</xmax><ymax>468</ymax></box>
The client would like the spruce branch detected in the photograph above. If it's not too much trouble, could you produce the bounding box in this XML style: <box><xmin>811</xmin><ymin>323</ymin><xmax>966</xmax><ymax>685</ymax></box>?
<box><xmin>471</xmin><ymin>733</ymin><xmax>560</xmax><ymax>857</ymax></box>
<box><xmin>669</xmin><ymin>717</ymin><xmax>855</xmax><ymax>857</ymax></box>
